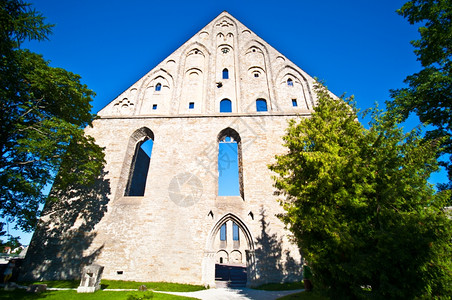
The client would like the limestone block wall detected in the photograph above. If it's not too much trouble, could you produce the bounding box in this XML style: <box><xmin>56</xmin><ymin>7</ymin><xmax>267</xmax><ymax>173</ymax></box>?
<box><xmin>85</xmin><ymin>113</ymin><xmax>306</xmax><ymax>285</ymax></box>
<box><xmin>20</xmin><ymin>113</ymin><xmax>308</xmax><ymax>286</ymax></box>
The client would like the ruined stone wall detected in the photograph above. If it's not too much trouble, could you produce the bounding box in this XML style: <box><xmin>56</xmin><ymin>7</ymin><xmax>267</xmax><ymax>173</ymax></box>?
<box><xmin>20</xmin><ymin>11</ymin><xmax>321</xmax><ymax>286</ymax></box>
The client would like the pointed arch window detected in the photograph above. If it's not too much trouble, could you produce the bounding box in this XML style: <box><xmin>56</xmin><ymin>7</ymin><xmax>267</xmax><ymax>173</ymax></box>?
<box><xmin>124</xmin><ymin>128</ymin><xmax>154</xmax><ymax>196</ymax></box>
<box><xmin>256</xmin><ymin>99</ymin><xmax>268</xmax><ymax>112</ymax></box>
<box><xmin>220</xmin><ymin>99</ymin><xmax>232</xmax><ymax>113</ymax></box>
<box><xmin>220</xmin><ymin>223</ymin><xmax>227</xmax><ymax>241</ymax></box>
<box><xmin>287</xmin><ymin>78</ymin><xmax>293</xmax><ymax>86</ymax></box>
<box><xmin>218</xmin><ymin>128</ymin><xmax>243</xmax><ymax>198</ymax></box>
<box><xmin>222</xmin><ymin>68</ymin><xmax>229</xmax><ymax>79</ymax></box>
<box><xmin>155</xmin><ymin>83</ymin><xmax>161</xmax><ymax>91</ymax></box>
<box><xmin>233</xmin><ymin>222</ymin><xmax>239</xmax><ymax>241</ymax></box>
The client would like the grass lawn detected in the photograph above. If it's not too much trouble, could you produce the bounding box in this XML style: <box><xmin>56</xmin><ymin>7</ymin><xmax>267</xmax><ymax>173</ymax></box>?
<box><xmin>0</xmin><ymin>289</ymin><xmax>197</xmax><ymax>299</ymax></box>
<box><xmin>19</xmin><ymin>280</ymin><xmax>206</xmax><ymax>292</ymax></box>
<box><xmin>100</xmin><ymin>280</ymin><xmax>206</xmax><ymax>292</ymax></box>
<box><xmin>4</xmin><ymin>280</ymin><xmax>205</xmax><ymax>299</ymax></box>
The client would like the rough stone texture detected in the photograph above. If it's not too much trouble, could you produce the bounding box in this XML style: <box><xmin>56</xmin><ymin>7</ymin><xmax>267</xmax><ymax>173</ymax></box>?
<box><xmin>77</xmin><ymin>264</ymin><xmax>104</xmax><ymax>293</ymax></box>
<box><xmin>20</xmin><ymin>12</ymin><xmax>320</xmax><ymax>287</ymax></box>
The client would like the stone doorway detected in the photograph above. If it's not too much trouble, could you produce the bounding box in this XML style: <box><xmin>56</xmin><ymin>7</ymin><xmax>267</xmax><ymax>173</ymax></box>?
<box><xmin>202</xmin><ymin>213</ymin><xmax>255</xmax><ymax>287</ymax></box>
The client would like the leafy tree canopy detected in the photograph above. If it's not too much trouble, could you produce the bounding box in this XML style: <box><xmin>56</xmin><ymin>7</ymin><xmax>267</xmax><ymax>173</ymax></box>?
<box><xmin>270</xmin><ymin>83</ymin><xmax>452</xmax><ymax>299</ymax></box>
<box><xmin>0</xmin><ymin>1</ymin><xmax>105</xmax><ymax>235</ymax></box>
<box><xmin>388</xmin><ymin>0</ymin><xmax>452</xmax><ymax>189</ymax></box>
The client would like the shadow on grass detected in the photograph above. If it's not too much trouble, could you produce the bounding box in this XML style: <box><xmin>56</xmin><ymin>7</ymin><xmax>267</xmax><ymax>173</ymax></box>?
<box><xmin>19</xmin><ymin>280</ymin><xmax>80</xmax><ymax>288</ymax></box>
<box><xmin>276</xmin><ymin>289</ymin><xmax>330</xmax><ymax>300</ymax></box>
<box><xmin>254</xmin><ymin>281</ymin><xmax>305</xmax><ymax>291</ymax></box>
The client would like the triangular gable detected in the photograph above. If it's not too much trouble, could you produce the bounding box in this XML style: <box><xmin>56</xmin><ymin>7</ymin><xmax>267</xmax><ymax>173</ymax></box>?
<box><xmin>98</xmin><ymin>11</ymin><xmax>317</xmax><ymax>117</ymax></box>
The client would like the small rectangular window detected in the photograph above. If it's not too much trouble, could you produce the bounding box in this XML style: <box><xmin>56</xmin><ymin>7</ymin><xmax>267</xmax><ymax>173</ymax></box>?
<box><xmin>189</xmin><ymin>102</ymin><xmax>194</xmax><ymax>109</ymax></box>
<box><xmin>152</xmin><ymin>104</ymin><xmax>157</xmax><ymax>110</ymax></box>
<box><xmin>292</xmin><ymin>99</ymin><xmax>298</xmax><ymax>107</ymax></box>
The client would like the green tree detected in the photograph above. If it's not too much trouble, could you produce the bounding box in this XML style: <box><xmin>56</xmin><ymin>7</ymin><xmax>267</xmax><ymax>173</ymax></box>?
<box><xmin>388</xmin><ymin>0</ymin><xmax>452</xmax><ymax>191</ymax></box>
<box><xmin>270</xmin><ymin>83</ymin><xmax>452</xmax><ymax>299</ymax></box>
<box><xmin>0</xmin><ymin>1</ymin><xmax>105</xmax><ymax>235</ymax></box>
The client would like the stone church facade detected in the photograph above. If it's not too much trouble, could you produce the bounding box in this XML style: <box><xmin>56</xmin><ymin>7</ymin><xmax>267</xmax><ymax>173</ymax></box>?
<box><xmin>20</xmin><ymin>12</ymin><xmax>319</xmax><ymax>287</ymax></box>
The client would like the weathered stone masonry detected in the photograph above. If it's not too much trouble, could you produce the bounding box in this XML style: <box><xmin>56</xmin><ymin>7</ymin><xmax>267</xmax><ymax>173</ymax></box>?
<box><xmin>20</xmin><ymin>11</ymin><xmax>319</xmax><ymax>287</ymax></box>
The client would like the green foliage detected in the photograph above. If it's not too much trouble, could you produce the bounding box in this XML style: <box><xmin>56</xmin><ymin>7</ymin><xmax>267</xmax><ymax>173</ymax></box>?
<box><xmin>388</xmin><ymin>0</ymin><xmax>452</xmax><ymax>191</ymax></box>
<box><xmin>0</xmin><ymin>0</ymin><xmax>105</xmax><ymax>234</ymax></box>
<box><xmin>270</xmin><ymin>83</ymin><xmax>452</xmax><ymax>299</ymax></box>
<box><xmin>0</xmin><ymin>234</ymin><xmax>21</xmax><ymax>253</ymax></box>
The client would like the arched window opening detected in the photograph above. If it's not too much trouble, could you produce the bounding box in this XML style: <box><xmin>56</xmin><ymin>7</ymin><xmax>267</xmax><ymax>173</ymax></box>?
<box><xmin>125</xmin><ymin>135</ymin><xmax>154</xmax><ymax>197</ymax></box>
<box><xmin>233</xmin><ymin>222</ymin><xmax>239</xmax><ymax>241</ymax></box>
<box><xmin>287</xmin><ymin>78</ymin><xmax>293</xmax><ymax>86</ymax></box>
<box><xmin>256</xmin><ymin>99</ymin><xmax>268</xmax><ymax>112</ymax></box>
<box><xmin>222</xmin><ymin>68</ymin><xmax>229</xmax><ymax>79</ymax></box>
<box><xmin>292</xmin><ymin>99</ymin><xmax>298</xmax><ymax>107</ymax></box>
<box><xmin>220</xmin><ymin>99</ymin><xmax>232</xmax><ymax>113</ymax></box>
<box><xmin>155</xmin><ymin>83</ymin><xmax>161</xmax><ymax>91</ymax></box>
<box><xmin>220</xmin><ymin>223</ymin><xmax>227</xmax><ymax>241</ymax></box>
<box><xmin>218</xmin><ymin>128</ymin><xmax>243</xmax><ymax>198</ymax></box>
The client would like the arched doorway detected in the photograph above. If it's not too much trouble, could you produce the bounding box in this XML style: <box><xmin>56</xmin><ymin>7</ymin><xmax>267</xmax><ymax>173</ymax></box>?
<box><xmin>202</xmin><ymin>213</ymin><xmax>255</xmax><ymax>287</ymax></box>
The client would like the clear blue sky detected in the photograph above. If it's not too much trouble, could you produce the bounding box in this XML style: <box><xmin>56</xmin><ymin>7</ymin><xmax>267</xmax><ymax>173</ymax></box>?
<box><xmin>11</xmin><ymin>0</ymin><xmax>446</xmax><ymax>244</ymax></box>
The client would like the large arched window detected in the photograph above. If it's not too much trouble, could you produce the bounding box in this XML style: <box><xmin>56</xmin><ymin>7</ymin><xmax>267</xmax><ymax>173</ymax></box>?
<box><xmin>222</xmin><ymin>68</ymin><xmax>229</xmax><ymax>79</ymax></box>
<box><xmin>256</xmin><ymin>99</ymin><xmax>268</xmax><ymax>112</ymax></box>
<box><xmin>218</xmin><ymin>128</ymin><xmax>243</xmax><ymax>198</ymax></box>
<box><xmin>124</xmin><ymin>128</ymin><xmax>154</xmax><ymax>196</ymax></box>
<box><xmin>220</xmin><ymin>99</ymin><xmax>232</xmax><ymax>113</ymax></box>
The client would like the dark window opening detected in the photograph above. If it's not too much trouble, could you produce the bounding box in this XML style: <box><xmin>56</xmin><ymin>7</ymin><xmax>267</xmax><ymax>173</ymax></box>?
<box><xmin>292</xmin><ymin>99</ymin><xmax>298</xmax><ymax>107</ymax></box>
<box><xmin>117</xmin><ymin>271</ymin><xmax>123</xmax><ymax>275</ymax></box>
<box><xmin>155</xmin><ymin>83</ymin><xmax>161</xmax><ymax>91</ymax></box>
<box><xmin>254</xmin><ymin>73</ymin><xmax>259</xmax><ymax>78</ymax></box>
<box><xmin>256</xmin><ymin>99</ymin><xmax>268</xmax><ymax>112</ymax></box>
<box><xmin>152</xmin><ymin>104</ymin><xmax>157</xmax><ymax>110</ymax></box>
<box><xmin>220</xmin><ymin>99</ymin><xmax>232</xmax><ymax>113</ymax></box>
<box><xmin>287</xmin><ymin>78</ymin><xmax>293</xmax><ymax>86</ymax></box>
<box><xmin>189</xmin><ymin>102</ymin><xmax>195</xmax><ymax>109</ymax></box>
<box><xmin>222</xmin><ymin>68</ymin><xmax>229</xmax><ymax>79</ymax></box>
